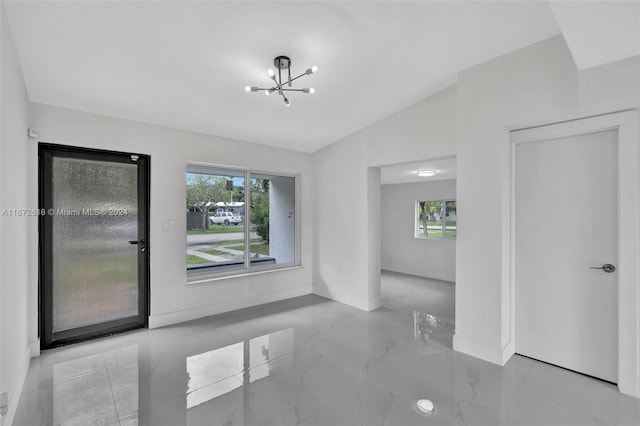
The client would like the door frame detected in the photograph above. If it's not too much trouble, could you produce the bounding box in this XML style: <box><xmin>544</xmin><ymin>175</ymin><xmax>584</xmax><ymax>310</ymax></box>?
<box><xmin>38</xmin><ymin>143</ymin><xmax>150</xmax><ymax>349</ymax></box>
<box><xmin>506</xmin><ymin>110</ymin><xmax>639</xmax><ymax>397</ymax></box>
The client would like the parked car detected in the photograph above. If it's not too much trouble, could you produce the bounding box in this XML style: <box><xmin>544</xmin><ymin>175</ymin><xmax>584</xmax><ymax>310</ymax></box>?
<box><xmin>209</xmin><ymin>211</ymin><xmax>242</xmax><ymax>226</ymax></box>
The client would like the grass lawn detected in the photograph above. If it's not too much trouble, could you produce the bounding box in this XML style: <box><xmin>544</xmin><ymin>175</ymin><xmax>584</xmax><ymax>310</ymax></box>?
<box><xmin>226</xmin><ymin>243</ymin><xmax>269</xmax><ymax>255</ymax></box>
<box><xmin>418</xmin><ymin>230</ymin><xmax>457</xmax><ymax>238</ymax></box>
<box><xmin>211</xmin><ymin>238</ymin><xmax>262</xmax><ymax>245</ymax></box>
<box><xmin>187</xmin><ymin>224</ymin><xmax>244</xmax><ymax>235</ymax></box>
<box><xmin>426</xmin><ymin>220</ymin><xmax>457</xmax><ymax>226</ymax></box>
<box><xmin>250</xmin><ymin>243</ymin><xmax>269</xmax><ymax>255</ymax></box>
<box><xmin>197</xmin><ymin>248</ymin><xmax>234</xmax><ymax>256</ymax></box>
<box><xmin>423</xmin><ymin>230</ymin><xmax>443</xmax><ymax>237</ymax></box>
<box><xmin>187</xmin><ymin>254</ymin><xmax>211</xmax><ymax>265</ymax></box>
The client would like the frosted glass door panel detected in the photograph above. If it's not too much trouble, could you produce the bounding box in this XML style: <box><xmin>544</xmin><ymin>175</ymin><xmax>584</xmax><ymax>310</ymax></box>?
<box><xmin>51</xmin><ymin>157</ymin><xmax>138</xmax><ymax>332</ymax></box>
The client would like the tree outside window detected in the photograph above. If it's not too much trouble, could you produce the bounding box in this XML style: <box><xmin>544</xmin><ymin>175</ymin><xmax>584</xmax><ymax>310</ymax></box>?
<box><xmin>416</xmin><ymin>199</ymin><xmax>456</xmax><ymax>239</ymax></box>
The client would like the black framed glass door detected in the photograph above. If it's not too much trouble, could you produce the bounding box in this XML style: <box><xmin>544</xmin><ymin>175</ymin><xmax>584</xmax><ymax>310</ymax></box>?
<box><xmin>39</xmin><ymin>144</ymin><xmax>150</xmax><ymax>348</ymax></box>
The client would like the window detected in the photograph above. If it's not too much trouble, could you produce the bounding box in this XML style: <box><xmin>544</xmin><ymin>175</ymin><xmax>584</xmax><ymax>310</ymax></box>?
<box><xmin>416</xmin><ymin>199</ymin><xmax>456</xmax><ymax>239</ymax></box>
<box><xmin>186</xmin><ymin>165</ymin><xmax>298</xmax><ymax>279</ymax></box>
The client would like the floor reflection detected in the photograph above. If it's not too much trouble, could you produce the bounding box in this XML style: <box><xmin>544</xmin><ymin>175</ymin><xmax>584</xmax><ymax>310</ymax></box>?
<box><xmin>52</xmin><ymin>345</ymin><xmax>139</xmax><ymax>425</ymax></box>
<box><xmin>15</xmin><ymin>292</ymin><xmax>638</xmax><ymax>426</ymax></box>
<box><xmin>185</xmin><ymin>328</ymin><xmax>293</xmax><ymax>421</ymax></box>
<box><xmin>413</xmin><ymin>311</ymin><xmax>455</xmax><ymax>348</ymax></box>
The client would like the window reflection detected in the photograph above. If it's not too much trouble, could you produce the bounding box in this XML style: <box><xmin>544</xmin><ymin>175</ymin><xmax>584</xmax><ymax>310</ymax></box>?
<box><xmin>186</xmin><ymin>342</ymin><xmax>243</xmax><ymax>409</ymax></box>
<box><xmin>413</xmin><ymin>311</ymin><xmax>455</xmax><ymax>349</ymax></box>
<box><xmin>186</xmin><ymin>329</ymin><xmax>293</xmax><ymax>411</ymax></box>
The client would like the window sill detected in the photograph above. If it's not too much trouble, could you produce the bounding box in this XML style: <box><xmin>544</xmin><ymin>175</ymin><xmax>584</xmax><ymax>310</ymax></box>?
<box><xmin>414</xmin><ymin>236</ymin><xmax>457</xmax><ymax>241</ymax></box>
<box><xmin>187</xmin><ymin>263</ymin><xmax>303</xmax><ymax>285</ymax></box>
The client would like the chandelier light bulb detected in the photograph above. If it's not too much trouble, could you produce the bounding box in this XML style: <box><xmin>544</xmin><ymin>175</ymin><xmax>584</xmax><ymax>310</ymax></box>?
<box><xmin>284</xmin><ymin>97</ymin><xmax>291</xmax><ymax>107</ymax></box>
<box><xmin>244</xmin><ymin>85</ymin><xmax>251</xmax><ymax>92</ymax></box>
<box><xmin>267</xmin><ymin>68</ymin><xmax>275</xmax><ymax>77</ymax></box>
<box><xmin>309</xmin><ymin>87</ymin><xmax>315</xmax><ymax>94</ymax></box>
<box><xmin>311</xmin><ymin>65</ymin><xmax>318</xmax><ymax>73</ymax></box>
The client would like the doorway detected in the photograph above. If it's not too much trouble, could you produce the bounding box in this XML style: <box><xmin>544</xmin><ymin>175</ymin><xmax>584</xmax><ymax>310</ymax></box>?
<box><xmin>378</xmin><ymin>157</ymin><xmax>457</xmax><ymax>323</ymax></box>
<box><xmin>510</xmin><ymin>110</ymin><xmax>639</xmax><ymax>396</ymax></box>
<box><xmin>39</xmin><ymin>144</ymin><xmax>150</xmax><ymax>349</ymax></box>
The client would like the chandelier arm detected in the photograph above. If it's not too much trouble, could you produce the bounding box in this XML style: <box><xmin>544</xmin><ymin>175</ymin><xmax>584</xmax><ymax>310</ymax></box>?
<box><xmin>288</xmin><ymin>72</ymin><xmax>309</xmax><ymax>84</ymax></box>
<box><xmin>271</xmin><ymin>76</ymin><xmax>283</xmax><ymax>91</ymax></box>
<box><xmin>280</xmin><ymin>89</ymin><xmax>307</xmax><ymax>92</ymax></box>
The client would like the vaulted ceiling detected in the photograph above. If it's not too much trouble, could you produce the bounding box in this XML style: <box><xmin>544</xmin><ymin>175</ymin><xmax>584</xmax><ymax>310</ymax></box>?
<box><xmin>4</xmin><ymin>1</ymin><xmax>639</xmax><ymax>153</ymax></box>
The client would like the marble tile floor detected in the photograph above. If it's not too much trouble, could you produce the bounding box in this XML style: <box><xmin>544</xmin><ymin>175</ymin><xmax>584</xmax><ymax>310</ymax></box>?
<box><xmin>13</xmin><ymin>274</ymin><xmax>640</xmax><ymax>425</ymax></box>
<box><xmin>380</xmin><ymin>271</ymin><xmax>455</xmax><ymax>322</ymax></box>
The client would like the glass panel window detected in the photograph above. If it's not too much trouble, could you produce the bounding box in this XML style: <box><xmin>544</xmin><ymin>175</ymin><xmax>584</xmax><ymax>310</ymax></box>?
<box><xmin>186</xmin><ymin>166</ymin><xmax>298</xmax><ymax>278</ymax></box>
<box><xmin>445</xmin><ymin>200</ymin><xmax>457</xmax><ymax>239</ymax></box>
<box><xmin>249</xmin><ymin>174</ymin><xmax>296</xmax><ymax>268</ymax></box>
<box><xmin>186</xmin><ymin>168</ymin><xmax>245</xmax><ymax>274</ymax></box>
<box><xmin>416</xmin><ymin>199</ymin><xmax>456</xmax><ymax>240</ymax></box>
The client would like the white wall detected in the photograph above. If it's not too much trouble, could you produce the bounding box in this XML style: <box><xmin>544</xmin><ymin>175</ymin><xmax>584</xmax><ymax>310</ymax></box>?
<box><xmin>312</xmin><ymin>35</ymin><xmax>639</xmax><ymax>393</ymax></box>
<box><xmin>312</xmin><ymin>86</ymin><xmax>457</xmax><ymax>310</ymax></box>
<box><xmin>29</xmin><ymin>103</ymin><xmax>313</xmax><ymax>330</ymax></box>
<box><xmin>454</xmin><ymin>36</ymin><xmax>640</xmax><ymax>367</ymax></box>
<box><xmin>0</xmin><ymin>3</ymin><xmax>33</xmax><ymax>423</ymax></box>
<box><xmin>381</xmin><ymin>179</ymin><xmax>456</xmax><ymax>281</ymax></box>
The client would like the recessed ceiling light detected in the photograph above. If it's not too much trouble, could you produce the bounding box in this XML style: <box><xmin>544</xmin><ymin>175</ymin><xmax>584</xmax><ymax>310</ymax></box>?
<box><xmin>417</xmin><ymin>170</ymin><xmax>436</xmax><ymax>177</ymax></box>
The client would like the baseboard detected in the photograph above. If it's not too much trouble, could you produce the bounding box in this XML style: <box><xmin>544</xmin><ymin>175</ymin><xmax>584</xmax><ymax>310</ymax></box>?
<box><xmin>148</xmin><ymin>286</ymin><xmax>312</xmax><ymax>329</ymax></box>
<box><xmin>501</xmin><ymin>338</ymin><xmax>515</xmax><ymax>365</ymax></box>
<box><xmin>3</xmin><ymin>343</ymin><xmax>32</xmax><ymax>426</ymax></box>
<box><xmin>381</xmin><ymin>268</ymin><xmax>455</xmax><ymax>283</ymax></box>
<box><xmin>618</xmin><ymin>375</ymin><xmax>640</xmax><ymax>398</ymax></box>
<box><xmin>367</xmin><ymin>297</ymin><xmax>382</xmax><ymax>311</ymax></box>
<box><xmin>29</xmin><ymin>338</ymin><xmax>40</xmax><ymax>358</ymax></box>
<box><xmin>453</xmin><ymin>334</ymin><xmax>508</xmax><ymax>366</ymax></box>
<box><xmin>312</xmin><ymin>286</ymin><xmax>380</xmax><ymax>312</ymax></box>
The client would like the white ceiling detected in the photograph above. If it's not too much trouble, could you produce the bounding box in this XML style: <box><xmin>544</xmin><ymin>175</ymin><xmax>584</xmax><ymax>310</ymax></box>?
<box><xmin>4</xmin><ymin>1</ymin><xmax>638</xmax><ymax>153</ymax></box>
<box><xmin>549</xmin><ymin>1</ymin><xmax>640</xmax><ymax>70</ymax></box>
<box><xmin>381</xmin><ymin>157</ymin><xmax>456</xmax><ymax>185</ymax></box>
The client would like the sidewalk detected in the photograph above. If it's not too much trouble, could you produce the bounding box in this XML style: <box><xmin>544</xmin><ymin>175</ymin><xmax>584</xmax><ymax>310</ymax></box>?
<box><xmin>187</xmin><ymin>231</ymin><xmax>258</xmax><ymax>246</ymax></box>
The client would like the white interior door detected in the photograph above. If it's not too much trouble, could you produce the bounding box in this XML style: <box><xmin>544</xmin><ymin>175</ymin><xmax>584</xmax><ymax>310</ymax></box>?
<box><xmin>515</xmin><ymin>129</ymin><xmax>618</xmax><ymax>383</ymax></box>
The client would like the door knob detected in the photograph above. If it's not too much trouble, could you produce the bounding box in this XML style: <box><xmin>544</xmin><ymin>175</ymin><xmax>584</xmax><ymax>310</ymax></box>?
<box><xmin>589</xmin><ymin>264</ymin><xmax>616</xmax><ymax>273</ymax></box>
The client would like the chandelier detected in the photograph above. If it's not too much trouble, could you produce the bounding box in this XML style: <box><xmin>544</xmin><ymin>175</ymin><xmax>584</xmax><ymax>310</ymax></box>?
<box><xmin>244</xmin><ymin>56</ymin><xmax>317</xmax><ymax>107</ymax></box>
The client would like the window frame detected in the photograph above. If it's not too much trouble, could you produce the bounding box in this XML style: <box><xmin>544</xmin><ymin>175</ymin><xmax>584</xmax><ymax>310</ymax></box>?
<box><xmin>186</xmin><ymin>163</ymin><xmax>301</xmax><ymax>283</ymax></box>
<box><xmin>414</xmin><ymin>198</ymin><xmax>457</xmax><ymax>240</ymax></box>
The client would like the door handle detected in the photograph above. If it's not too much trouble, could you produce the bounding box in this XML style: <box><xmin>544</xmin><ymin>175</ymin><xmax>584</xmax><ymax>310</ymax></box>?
<box><xmin>589</xmin><ymin>264</ymin><xmax>616</xmax><ymax>273</ymax></box>
<box><xmin>128</xmin><ymin>239</ymin><xmax>145</xmax><ymax>245</ymax></box>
